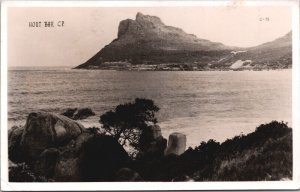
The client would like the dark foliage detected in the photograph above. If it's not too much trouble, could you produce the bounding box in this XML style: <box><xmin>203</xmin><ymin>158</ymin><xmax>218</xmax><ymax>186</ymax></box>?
<box><xmin>130</xmin><ymin>121</ymin><xmax>292</xmax><ymax>181</ymax></box>
<box><xmin>78</xmin><ymin>135</ymin><xmax>130</xmax><ymax>181</ymax></box>
<box><xmin>9</xmin><ymin>163</ymin><xmax>51</xmax><ymax>182</ymax></box>
<box><xmin>83</xmin><ymin>126</ymin><xmax>102</xmax><ymax>135</ymax></box>
<box><xmin>100</xmin><ymin>98</ymin><xmax>159</xmax><ymax>150</ymax></box>
<box><xmin>115</xmin><ymin>168</ymin><xmax>143</xmax><ymax>181</ymax></box>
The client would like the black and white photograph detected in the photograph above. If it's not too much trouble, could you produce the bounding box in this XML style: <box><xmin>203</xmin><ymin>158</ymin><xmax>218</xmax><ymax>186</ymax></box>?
<box><xmin>1</xmin><ymin>0</ymin><xmax>300</xmax><ymax>191</ymax></box>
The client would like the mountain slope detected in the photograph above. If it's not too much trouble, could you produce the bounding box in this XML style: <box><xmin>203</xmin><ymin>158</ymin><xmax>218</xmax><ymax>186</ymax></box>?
<box><xmin>75</xmin><ymin>13</ymin><xmax>292</xmax><ymax>70</ymax></box>
<box><xmin>212</xmin><ymin>31</ymin><xmax>292</xmax><ymax>70</ymax></box>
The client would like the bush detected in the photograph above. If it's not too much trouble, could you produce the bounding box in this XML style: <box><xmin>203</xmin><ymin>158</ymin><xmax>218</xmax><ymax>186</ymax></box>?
<box><xmin>130</xmin><ymin>121</ymin><xmax>292</xmax><ymax>181</ymax></box>
<box><xmin>9</xmin><ymin>163</ymin><xmax>51</xmax><ymax>182</ymax></box>
<box><xmin>100</xmin><ymin>98</ymin><xmax>159</xmax><ymax>151</ymax></box>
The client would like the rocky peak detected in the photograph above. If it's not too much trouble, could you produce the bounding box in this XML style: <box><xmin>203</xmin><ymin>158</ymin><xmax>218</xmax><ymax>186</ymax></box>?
<box><xmin>136</xmin><ymin>12</ymin><xmax>164</xmax><ymax>25</ymax></box>
<box><xmin>76</xmin><ymin>12</ymin><xmax>233</xmax><ymax>69</ymax></box>
<box><xmin>118</xmin><ymin>12</ymin><xmax>164</xmax><ymax>38</ymax></box>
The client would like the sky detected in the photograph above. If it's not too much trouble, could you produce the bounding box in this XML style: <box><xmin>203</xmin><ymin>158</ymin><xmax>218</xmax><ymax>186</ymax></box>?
<box><xmin>7</xmin><ymin>6</ymin><xmax>292</xmax><ymax>67</ymax></box>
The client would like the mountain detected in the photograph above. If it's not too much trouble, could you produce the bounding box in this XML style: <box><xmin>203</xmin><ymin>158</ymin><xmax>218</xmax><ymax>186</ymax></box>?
<box><xmin>75</xmin><ymin>13</ymin><xmax>292</xmax><ymax>70</ymax></box>
<box><xmin>213</xmin><ymin>31</ymin><xmax>292</xmax><ymax>70</ymax></box>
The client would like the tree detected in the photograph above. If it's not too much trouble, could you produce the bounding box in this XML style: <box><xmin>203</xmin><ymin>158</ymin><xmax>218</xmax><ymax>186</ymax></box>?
<box><xmin>99</xmin><ymin>98</ymin><xmax>159</xmax><ymax>150</ymax></box>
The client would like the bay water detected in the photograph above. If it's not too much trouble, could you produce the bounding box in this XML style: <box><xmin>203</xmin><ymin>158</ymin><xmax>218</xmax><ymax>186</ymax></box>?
<box><xmin>8</xmin><ymin>67</ymin><xmax>292</xmax><ymax>147</ymax></box>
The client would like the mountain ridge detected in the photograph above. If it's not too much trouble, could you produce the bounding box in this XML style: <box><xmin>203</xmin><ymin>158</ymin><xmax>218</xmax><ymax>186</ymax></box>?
<box><xmin>75</xmin><ymin>12</ymin><xmax>292</xmax><ymax>70</ymax></box>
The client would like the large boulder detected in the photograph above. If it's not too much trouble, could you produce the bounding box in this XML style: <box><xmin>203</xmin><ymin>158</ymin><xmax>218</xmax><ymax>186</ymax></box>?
<box><xmin>145</xmin><ymin>137</ymin><xmax>167</xmax><ymax>157</ymax></box>
<box><xmin>54</xmin><ymin>149</ymin><xmax>82</xmax><ymax>181</ymax></box>
<box><xmin>8</xmin><ymin>126</ymin><xmax>25</xmax><ymax>163</ymax></box>
<box><xmin>34</xmin><ymin>148</ymin><xmax>60</xmax><ymax>178</ymax></box>
<box><xmin>149</xmin><ymin>124</ymin><xmax>162</xmax><ymax>139</ymax></box>
<box><xmin>139</xmin><ymin>125</ymin><xmax>167</xmax><ymax>158</ymax></box>
<box><xmin>53</xmin><ymin>132</ymin><xmax>93</xmax><ymax>181</ymax></box>
<box><xmin>54</xmin><ymin>134</ymin><xmax>130</xmax><ymax>182</ymax></box>
<box><xmin>20</xmin><ymin>112</ymin><xmax>84</xmax><ymax>162</ymax></box>
<box><xmin>164</xmin><ymin>132</ymin><xmax>187</xmax><ymax>156</ymax></box>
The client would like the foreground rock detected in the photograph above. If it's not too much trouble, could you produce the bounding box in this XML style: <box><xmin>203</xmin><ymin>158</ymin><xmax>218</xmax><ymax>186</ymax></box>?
<box><xmin>9</xmin><ymin>116</ymin><xmax>292</xmax><ymax>182</ymax></box>
<box><xmin>54</xmin><ymin>134</ymin><xmax>130</xmax><ymax>181</ymax></box>
<box><xmin>9</xmin><ymin>112</ymin><xmax>84</xmax><ymax>163</ymax></box>
<box><xmin>9</xmin><ymin>111</ymin><xmax>132</xmax><ymax>182</ymax></box>
<box><xmin>34</xmin><ymin>148</ymin><xmax>60</xmax><ymax>178</ymax></box>
<box><xmin>19</xmin><ymin>112</ymin><xmax>84</xmax><ymax>162</ymax></box>
<box><xmin>61</xmin><ymin>108</ymin><xmax>95</xmax><ymax>120</ymax></box>
<box><xmin>8</xmin><ymin>126</ymin><xmax>25</xmax><ymax>163</ymax></box>
<box><xmin>139</xmin><ymin>125</ymin><xmax>167</xmax><ymax>158</ymax></box>
<box><xmin>51</xmin><ymin>133</ymin><xmax>94</xmax><ymax>181</ymax></box>
<box><xmin>164</xmin><ymin>132</ymin><xmax>186</xmax><ymax>156</ymax></box>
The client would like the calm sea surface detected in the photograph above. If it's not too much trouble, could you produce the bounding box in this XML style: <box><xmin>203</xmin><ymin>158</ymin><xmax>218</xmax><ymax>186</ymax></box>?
<box><xmin>8</xmin><ymin>67</ymin><xmax>292</xmax><ymax>147</ymax></box>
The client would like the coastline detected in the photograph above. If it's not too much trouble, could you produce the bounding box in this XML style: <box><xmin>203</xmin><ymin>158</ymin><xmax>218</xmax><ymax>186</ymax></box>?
<box><xmin>8</xmin><ymin>112</ymin><xmax>293</xmax><ymax>182</ymax></box>
<box><xmin>8</xmin><ymin>113</ymin><xmax>292</xmax><ymax>149</ymax></box>
<box><xmin>73</xmin><ymin>65</ymin><xmax>292</xmax><ymax>71</ymax></box>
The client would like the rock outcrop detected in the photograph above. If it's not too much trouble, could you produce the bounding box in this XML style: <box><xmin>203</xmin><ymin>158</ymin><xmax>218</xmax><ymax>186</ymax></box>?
<box><xmin>19</xmin><ymin>112</ymin><xmax>84</xmax><ymax>162</ymax></box>
<box><xmin>9</xmin><ymin>117</ymin><xmax>293</xmax><ymax>182</ymax></box>
<box><xmin>54</xmin><ymin>148</ymin><xmax>82</xmax><ymax>181</ymax></box>
<box><xmin>139</xmin><ymin>125</ymin><xmax>167</xmax><ymax>158</ymax></box>
<box><xmin>164</xmin><ymin>132</ymin><xmax>187</xmax><ymax>156</ymax></box>
<box><xmin>75</xmin><ymin>12</ymin><xmax>231</xmax><ymax>69</ymax></box>
<box><xmin>9</xmin><ymin>112</ymin><xmax>131</xmax><ymax>182</ymax></box>
<box><xmin>8</xmin><ymin>126</ymin><xmax>25</xmax><ymax>163</ymax></box>
<box><xmin>61</xmin><ymin>108</ymin><xmax>95</xmax><ymax>120</ymax></box>
<box><xmin>34</xmin><ymin>148</ymin><xmax>60</xmax><ymax>178</ymax></box>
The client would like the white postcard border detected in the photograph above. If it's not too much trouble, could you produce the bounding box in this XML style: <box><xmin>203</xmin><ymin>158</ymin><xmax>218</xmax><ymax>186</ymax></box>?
<box><xmin>1</xmin><ymin>0</ymin><xmax>300</xmax><ymax>191</ymax></box>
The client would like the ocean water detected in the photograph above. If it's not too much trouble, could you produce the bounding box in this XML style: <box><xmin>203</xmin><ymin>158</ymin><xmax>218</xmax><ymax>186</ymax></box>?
<box><xmin>8</xmin><ymin>67</ymin><xmax>292</xmax><ymax>147</ymax></box>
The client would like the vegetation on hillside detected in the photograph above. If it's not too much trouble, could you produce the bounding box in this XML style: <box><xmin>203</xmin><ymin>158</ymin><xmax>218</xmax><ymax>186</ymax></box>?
<box><xmin>130</xmin><ymin>121</ymin><xmax>292</xmax><ymax>181</ymax></box>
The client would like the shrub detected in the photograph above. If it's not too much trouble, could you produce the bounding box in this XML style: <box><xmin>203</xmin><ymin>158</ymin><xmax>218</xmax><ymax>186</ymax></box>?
<box><xmin>9</xmin><ymin>163</ymin><xmax>51</xmax><ymax>182</ymax></box>
<box><xmin>78</xmin><ymin>135</ymin><xmax>130</xmax><ymax>181</ymax></box>
<box><xmin>100</xmin><ymin>98</ymin><xmax>159</xmax><ymax>151</ymax></box>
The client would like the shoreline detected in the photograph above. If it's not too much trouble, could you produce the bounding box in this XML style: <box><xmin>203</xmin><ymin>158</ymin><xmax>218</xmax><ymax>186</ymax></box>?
<box><xmin>73</xmin><ymin>67</ymin><xmax>292</xmax><ymax>72</ymax></box>
<box><xmin>8</xmin><ymin>115</ymin><xmax>292</xmax><ymax>148</ymax></box>
<box><xmin>7</xmin><ymin>66</ymin><xmax>292</xmax><ymax>72</ymax></box>
<box><xmin>8</xmin><ymin>116</ymin><xmax>293</xmax><ymax>182</ymax></box>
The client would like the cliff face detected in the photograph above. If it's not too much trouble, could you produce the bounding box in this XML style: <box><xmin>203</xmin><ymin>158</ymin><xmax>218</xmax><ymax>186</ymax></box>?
<box><xmin>115</xmin><ymin>12</ymin><xmax>227</xmax><ymax>51</ymax></box>
<box><xmin>76</xmin><ymin>12</ymin><xmax>232</xmax><ymax>69</ymax></box>
<box><xmin>75</xmin><ymin>12</ymin><xmax>292</xmax><ymax>70</ymax></box>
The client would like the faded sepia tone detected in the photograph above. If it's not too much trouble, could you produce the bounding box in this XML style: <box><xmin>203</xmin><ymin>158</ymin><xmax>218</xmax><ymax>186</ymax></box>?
<box><xmin>8</xmin><ymin>7</ymin><xmax>291</xmax><ymax>67</ymax></box>
<box><xmin>6</xmin><ymin>5</ymin><xmax>293</xmax><ymax>184</ymax></box>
